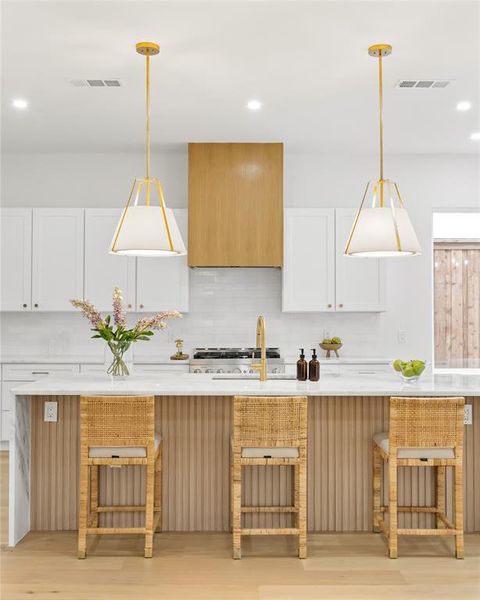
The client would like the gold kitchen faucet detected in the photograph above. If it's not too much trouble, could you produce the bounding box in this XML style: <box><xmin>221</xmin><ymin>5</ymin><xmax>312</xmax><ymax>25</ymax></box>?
<box><xmin>251</xmin><ymin>315</ymin><xmax>267</xmax><ymax>381</ymax></box>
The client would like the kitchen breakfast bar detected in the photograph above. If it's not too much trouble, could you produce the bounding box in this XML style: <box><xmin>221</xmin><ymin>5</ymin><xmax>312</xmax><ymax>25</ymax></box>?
<box><xmin>9</xmin><ymin>373</ymin><xmax>480</xmax><ymax>548</ymax></box>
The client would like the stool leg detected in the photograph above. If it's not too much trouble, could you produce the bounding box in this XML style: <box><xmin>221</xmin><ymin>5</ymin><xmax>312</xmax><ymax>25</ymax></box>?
<box><xmin>78</xmin><ymin>463</ymin><xmax>89</xmax><ymax>559</ymax></box>
<box><xmin>388</xmin><ymin>458</ymin><xmax>398</xmax><ymax>559</ymax></box>
<box><xmin>154</xmin><ymin>447</ymin><xmax>162</xmax><ymax>533</ymax></box>
<box><xmin>230</xmin><ymin>449</ymin><xmax>233</xmax><ymax>533</ymax></box>
<box><xmin>372</xmin><ymin>444</ymin><xmax>381</xmax><ymax>533</ymax></box>
<box><xmin>436</xmin><ymin>466</ymin><xmax>446</xmax><ymax>529</ymax></box>
<box><xmin>298</xmin><ymin>458</ymin><xmax>307</xmax><ymax>559</ymax></box>
<box><xmin>294</xmin><ymin>463</ymin><xmax>300</xmax><ymax>530</ymax></box>
<box><xmin>144</xmin><ymin>459</ymin><xmax>155</xmax><ymax>558</ymax></box>
<box><xmin>90</xmin><ymin>466</ymin><xmax>99</xmax><ymax>528</ymax></box>
<box><xmin>454</xmin><ymin>462</ymin><xmax>464</xmax><ymax>559</ymax></box>
<box><xmin>232</xmin><ymin>452</ymin><xmax>242</xmax><ymax>559</ymax></box>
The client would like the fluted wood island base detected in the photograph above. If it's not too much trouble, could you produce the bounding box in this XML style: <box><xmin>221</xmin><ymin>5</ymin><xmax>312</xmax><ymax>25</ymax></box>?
<box><xmin>10</xmin><ymin>391</ymin><xmax>479</xmax><ymax>546</ymax></box>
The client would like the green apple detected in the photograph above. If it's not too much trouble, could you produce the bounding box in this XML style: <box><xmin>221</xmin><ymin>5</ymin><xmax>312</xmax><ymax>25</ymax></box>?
<box><xmin>412</xmin><ymin>360</ymin><xmax>425</xmax><ymax>375</ymax></box>
<box><xmin>402</xmin><ymin>366</ymin><xmax>416</xmax><ymax>378</ymax></box>
<box><xmin>322</xmin><ymin>338</ymin><xmax>332</xmax><ymax>344</ymax></box>
<box><xmin>393</xmin><ymin>359</ymin><xmax>403</xmax><ymax>372</ymax></box>
<box><xmin>331</xmin><ymin>336</ymin><xmax>342</xmax><ymax>344</ymax></box>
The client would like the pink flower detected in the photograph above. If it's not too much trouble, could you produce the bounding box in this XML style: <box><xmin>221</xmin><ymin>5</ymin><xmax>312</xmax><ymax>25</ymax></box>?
<box><xmin>135</xmin><ymin>311</ymin><xmax>181</xmax><ymax>332</ymax></box>
<box><xmin>70</xmin><ymin>299</ymin><xmax>104</xmax><ymax>329</ymax></box>
<box><xmin>112</xmin><ymin>287</ymin><xmax>126</xmax><ymax>326</ymax></box>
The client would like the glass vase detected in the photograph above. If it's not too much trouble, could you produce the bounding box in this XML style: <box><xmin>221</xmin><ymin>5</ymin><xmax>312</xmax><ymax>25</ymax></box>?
<box><xmin>104</xmin><ymin>341</ymin><xmax>134</xmax><ymax>380</ymax></box>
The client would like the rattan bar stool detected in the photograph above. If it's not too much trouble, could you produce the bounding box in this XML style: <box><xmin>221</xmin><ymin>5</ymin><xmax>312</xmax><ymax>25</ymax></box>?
<box><xmin>78</xmin><ymin>395</ymin><xmax>162</xmax><ymax>559</ymax></box>
<box><xmin>373</xmin><ymin>396</ymin><xmax>465</xmax><ymax>559</ymax></box>
<box><xmin>231</xmin><ymin>395</ymin><xmax>308</xmax><ymax>559</ymax></box>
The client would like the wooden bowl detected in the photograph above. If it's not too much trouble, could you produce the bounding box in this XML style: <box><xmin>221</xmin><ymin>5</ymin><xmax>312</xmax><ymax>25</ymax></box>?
<box><xmin>319</xmin><ymin>342</ymin><xmax>342</xmax><ymax>358</ymax></box>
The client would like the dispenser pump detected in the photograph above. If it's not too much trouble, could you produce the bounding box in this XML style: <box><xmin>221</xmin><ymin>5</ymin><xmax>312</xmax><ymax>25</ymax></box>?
<box><xmin>297</xmin><ymin>348</ymin><xmax>308</xmax><ymax>381</ymax></box>
<box><xmin>308</xmin><ymin>348</ymin><xmax>320</xmax><ymax>382</ymax></box>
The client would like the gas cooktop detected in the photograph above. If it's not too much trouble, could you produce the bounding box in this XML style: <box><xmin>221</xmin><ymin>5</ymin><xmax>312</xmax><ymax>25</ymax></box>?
<box><xmin>190</xmin><ymin>347</ymin><xmax>284</xmax><ymax>374</ymax></box>
<box><xmin>193</xmin><ymin>347</ymin><xmax>281</xmax><ymax>360</ymax></box>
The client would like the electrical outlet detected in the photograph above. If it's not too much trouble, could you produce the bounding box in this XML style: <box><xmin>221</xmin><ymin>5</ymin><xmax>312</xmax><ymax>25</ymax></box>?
<box><xmin>464</xmin><ymin>404</ymin><xmax>473</xmax><ymax>425</ymax></box>
<box><xmin>44</xmin><ymin>401</ymin><xmax>58</xmax><ymax>422</ymax></box>
<box><xmin>397</xmin><ymin>330</ymin><xmax>407</xmax><ymax>344</ymax></box>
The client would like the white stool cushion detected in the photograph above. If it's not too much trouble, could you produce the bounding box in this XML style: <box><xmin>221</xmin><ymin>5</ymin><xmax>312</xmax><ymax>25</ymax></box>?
<box><xmin>373</xmin><ymin>432</ymin><xmax>455</xmax><ymax>459</ymax></box>
<box><xmin>241</xmin><ymin>447</ymin><xmax>299</xmax><ymax>458</ymax></box>
<box><xmin>89</xmin><ymin>433</ymin><xmax>161</xmax><ymax>458</ymax></box>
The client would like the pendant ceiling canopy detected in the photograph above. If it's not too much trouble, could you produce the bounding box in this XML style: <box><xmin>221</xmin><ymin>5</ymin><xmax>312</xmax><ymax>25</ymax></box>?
<box><xmin>110</xmin><ymin>42</ymin><xmax>186</xmax><ymax>257</ymax></box>
<box><xmin>344</xmin><ymin>44</ymin><xmax>421</xmax><ymax>258</ymax></box>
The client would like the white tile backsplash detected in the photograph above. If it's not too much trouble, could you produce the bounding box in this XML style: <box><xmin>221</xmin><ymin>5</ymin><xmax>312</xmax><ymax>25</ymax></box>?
<box><xmin>1</xmin><ymin>268</ymin><xmax>385</xmax><ymax>362</ymax></box>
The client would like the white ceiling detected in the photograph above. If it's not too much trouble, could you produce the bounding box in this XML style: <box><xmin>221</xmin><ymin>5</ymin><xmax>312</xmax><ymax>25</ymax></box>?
<box><xmin>1</xmin><ymin>0</ymin><xmax>479</xmax><ymax>154</ymax></box>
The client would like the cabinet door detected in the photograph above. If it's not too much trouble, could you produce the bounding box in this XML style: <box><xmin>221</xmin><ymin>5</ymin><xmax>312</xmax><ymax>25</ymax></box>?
<box><xmin>85</xmin><ymin>209</ymin><xmax>136</xmax><ymax>311</ymax></box>
<box><xmin>32</xmin><ymin>209</ymin><xmax>84</xmax><ymax>311</ymax></box>
<box><xmin>283</xmin><ymin>209</ymin><xmax>335</xmax><ymax>312</ymax></box>
<box><xmin>335</xmin><ymin>208</ymin><xmax>385</xmax><ymax>312</ymax></box>
<box><xmin>1</xmin><ymin>381</ymin><xmax>18</xmax><ymax>442</ymax></box>
<box><xmin>0</xmin><ymin>208</ymin><xmax>32</xmax><ymax>311</ymax></box>
<box><xmin>136</xmin><ymin>209</ymin><xmax>189</xmax><ymax>312</ymax></box>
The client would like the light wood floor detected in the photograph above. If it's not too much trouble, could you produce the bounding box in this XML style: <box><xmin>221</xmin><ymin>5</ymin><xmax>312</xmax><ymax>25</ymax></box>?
<box><xmin>1</xmin><ymin>452</ymin><xmax>479</xmax><ymax>600</ymax></box>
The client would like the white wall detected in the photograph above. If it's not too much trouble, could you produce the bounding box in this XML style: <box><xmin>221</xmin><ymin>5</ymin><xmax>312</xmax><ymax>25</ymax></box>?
<box><xmin>2</xmin><ymin>150</ymin><xmax>479</xmax><ymax>362</ymax></box>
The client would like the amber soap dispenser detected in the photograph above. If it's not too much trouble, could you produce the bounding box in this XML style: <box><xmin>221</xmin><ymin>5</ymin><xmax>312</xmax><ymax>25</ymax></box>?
<box><xmin>297</xmin><ymin>349</ymin><xmax>308</xmax><ymax>381</ymax></box>
<box><xmin>309</xmin><ymin>348</ymin><xmax>320</xmax><ymax>381</ymax></box>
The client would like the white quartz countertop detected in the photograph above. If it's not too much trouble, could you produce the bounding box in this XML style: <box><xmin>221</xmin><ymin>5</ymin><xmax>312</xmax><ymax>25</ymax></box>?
<box><xmin>11</xmin><ymin>372</ymin><xmax>480</xmax><ymax>397</ymax></box>
<box><xmin>1</xmin><ymin>356</ymin><xmax>186</xmax><ymax>365</ymax></box>
<box><xmin>2</xmin><ymin>356</ymin><xmax>389</xmax><ymax>365</ymax></box>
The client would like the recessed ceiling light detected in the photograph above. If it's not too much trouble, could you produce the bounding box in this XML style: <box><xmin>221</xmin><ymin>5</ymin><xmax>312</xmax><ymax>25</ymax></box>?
<box><xmin>247</xmin><ymin>99</ymin><xmax>262</xmax><ymax>111</ymax></box>
<box><xmin>456</xmin><ymin>101</ymin><xmax>472</xmax><ymax>111</ymax></box>
<box><xmin>12</xmin><ymin>98</ymin><xmax>28</xmax><ymax>109</ymax></box>
<box><xmin>470</xmin><ymin>132</ymin><xmax>480</xmax><ymax>141</ymax></box>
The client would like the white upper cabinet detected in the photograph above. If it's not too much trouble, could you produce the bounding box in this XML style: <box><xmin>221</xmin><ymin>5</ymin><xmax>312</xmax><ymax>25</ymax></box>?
<box><xmin>84</xmin><ymin>209</ymin><xmax>136</xmax><ymax>311</ymax></box>
<box><xmin>136</xmin><ymin>209</ymin><xmax>189</xmax><ymax>313</ymax></box>
<box><xmin>0</xmin><ymin>208</ymin><xmax>32</xmax><ymax>311</ymax></box>
<box><xmin>32</xmin><ymin>209</ymin><xmax>84</xmax><ymax>311</ymax></box>
<box><xmin>283</xmin><ymin>208</ymin><xmax>385</xmax><ymax>312</ymax></box>
<box><xmin>335</xmin><ymin>208</ymin><xmax>385</xmax><ymax>312</ymax></box>
<box><xmin>283</xmin><ymin>209</ymin><xmax>335</xmax><ymax>312</ymax></box>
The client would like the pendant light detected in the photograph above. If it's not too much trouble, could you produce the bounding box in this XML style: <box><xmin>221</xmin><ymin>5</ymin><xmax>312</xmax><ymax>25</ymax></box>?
<box><xmin>344</xmin><ymin>44</ymin><xmax>421</xmax><ymax>257</ymax></box>
<box><xmin>110</xmin><ymin>42</ymin><xmax>186</xmax><ymax>256</ymax></box>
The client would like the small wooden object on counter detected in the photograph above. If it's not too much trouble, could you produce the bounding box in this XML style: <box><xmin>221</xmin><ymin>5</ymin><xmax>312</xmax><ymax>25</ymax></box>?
<box><xmin>78</xmin><ymin>395</ymin><xmax>162</xmax><ymax>559</ymax></box>
<box><xmin>373</xmin><ymin>396</ymin><xmax>465</xmax><ymax>559</ymax></box>
<box><xmin>170</xmin><ymin>338</ymin><xmax>189</xmax><ymax>361</ymax></box>
<box><xmin>231</xmin><ymin>396</ymin><xmax>308</xmax><ymax>559</ymax></box>
<box><xmin>319</xmin><ymin>342</ymin><xmax>342</xmax><ymax>358</ymax></box>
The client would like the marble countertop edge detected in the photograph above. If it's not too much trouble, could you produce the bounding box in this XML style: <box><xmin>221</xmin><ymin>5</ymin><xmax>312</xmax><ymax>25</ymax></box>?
<box><xmin>10</xmin><ymin>373</ymin><xmax>480</xmax><ymax>397</ymax></box>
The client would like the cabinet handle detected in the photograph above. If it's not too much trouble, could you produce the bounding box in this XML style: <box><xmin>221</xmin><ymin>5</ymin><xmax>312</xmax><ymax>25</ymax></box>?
<box><xmin>22</xmin><ymin>303</ymin><xmax>27</xmax><ymax>308</ymax></box>
<box><xmin>127</xmin><ymin>304</ymin><xmax>132</xmax><ymax>309</ymax></box>
<box><xmin>327</xmin><ymin>304</ymin><xmax>332</xmax><ymax>308</ymax></box>
<box><xmin>31</xmin><ymin>371</ymin><xmax>49</xmax><ymax>375</ymax></box>
<box><xmin>34</xmin><ymin>303</ymin><xmax>39</xmax><ymax>308</ymax></box>
<box><xmin>338</xmin><ymin>304</ymin><xmax>343</xmax><ymax>308</ymax></box>
<box><xmin>139</xmin><ymin>304</ymin><xmax>144</xmax><ymax>309</ymax></box>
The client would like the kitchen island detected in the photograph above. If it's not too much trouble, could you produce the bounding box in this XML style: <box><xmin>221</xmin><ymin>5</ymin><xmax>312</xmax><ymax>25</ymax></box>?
<box><xmin>9</xmin><ymin>372</ymin><xmax>480</xmax><ymax>546</ymax></box>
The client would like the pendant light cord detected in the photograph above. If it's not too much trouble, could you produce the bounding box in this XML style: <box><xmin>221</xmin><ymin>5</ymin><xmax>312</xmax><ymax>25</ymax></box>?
<box><xmin>146</xmin><ymin>54</ymin><xmax>151</xmax><ymax>204</ymax></box>
<box><xmin>378</xmin><ymin>53</ymin><xmax>384</xmax><ymax>206</ymax></box>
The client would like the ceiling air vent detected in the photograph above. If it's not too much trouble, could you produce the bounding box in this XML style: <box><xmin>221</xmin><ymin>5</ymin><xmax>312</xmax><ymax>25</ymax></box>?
<box><xmin>69</xmin><ymin>79</ymin><xmax>122</xmax><ymax>87</ymax></box>
<box><xmin>396</xmin><ymin>79</ymin><xmax>452</xmax><ymax>89</ymax></box>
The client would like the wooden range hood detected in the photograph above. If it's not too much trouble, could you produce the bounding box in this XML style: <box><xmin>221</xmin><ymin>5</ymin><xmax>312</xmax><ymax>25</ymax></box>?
<box><xmin>188</xmin><ymin>143</ymin><xmax>283</xmax><ymax>267</ymax></box>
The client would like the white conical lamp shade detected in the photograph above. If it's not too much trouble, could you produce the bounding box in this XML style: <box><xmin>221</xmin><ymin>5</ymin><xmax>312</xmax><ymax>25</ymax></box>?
<box><xmin>110</xmin><ymin>205</ymin><xmax>186</xmax><ymax>256</ymax></box>
<box><xmin>345</xmin><ymin>180</ymin><xmax>421</xmax><ymax>257</ymax></box>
